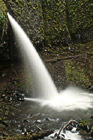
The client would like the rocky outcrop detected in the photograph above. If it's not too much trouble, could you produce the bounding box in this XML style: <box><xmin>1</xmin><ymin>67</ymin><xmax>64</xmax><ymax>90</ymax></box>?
<box><xmin>0</xmin><ymin>0</ymin><xmax>7</xmax><ymax>39</ymax></box>
<box><xmin>67</xmin><ymin>0</ymin><xmax>93</xmax><ymax>42</ymax></box>
<box><xmin>0</xmin><ymin>0</ymin><xmax>8</xmax><ymax>60</ymax></box>
<box><xmin>41</xmin><ymin>0</ymin><xmax>71</xmax><ymax>47</ymax></box>
<box><xmin>0</xmin><ymin>0</ymin><xmax>92</xmax><ymax>52</ymax></box>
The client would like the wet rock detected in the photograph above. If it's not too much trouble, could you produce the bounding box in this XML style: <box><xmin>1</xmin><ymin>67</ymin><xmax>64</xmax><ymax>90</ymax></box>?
<box><xmin>80</xmin><ymin>130</ymin><xmax>87</xmax><ymax>135</ymax></box>
<box><xmin>23</xmin><ymin>118</ymin><xmax>29</xmax><ymax>123</ymax></box>
<box><xmin>91</xmin><ymin>126</ymin><xmax>93</xmax><ymax>137</ymax></box>
<box><xmin>1</xmin><ymin>93</ymin><xmax>6</xmax><ymax>101</ymax></box>
<box><xmin>2</xmin><ymin>120</ymin><xmax>8</xmax><ymax>127</ymax></box>
<box><xmin>78</xmin><ymin>119</ymin><xmax>93</xmax><ymax>139</ymax></box>
<box><xmin>45</xmin><ymin>117</ymin><xmax>57</xmax><ymax>122</ymax></box>
<box><xmin>0</xmin><ymin>124</ymin><xmax>5</xmax><ymax>129</ymax></box>
<box><xmin>16</xmin><ymin>93</ymin><xmax>24</xmax><ymax>101</ymax></box>
<box><xmin>36</xmin><ymin>120</ymin><xmax>42</xmax><ymax>123</ymax></box>
<box><xmin>18</xmin><ymin>124</ymin><xmax>21</xmax><ymax>128</ymax></box>
<box><xmin>90</xmin><ymin>116</ymin><xmax>93</xmax><ymax>120</ymax></box>
<box><xmin>11</xmin><ymin>112</ymin><xmax>15</xmax><ymax>116</ymax></box>
<box><xmin>3</xmin><ymin>131</ymin><xmax>8</xmax><ymax>137</ymax></box>
<box><xmin>66</xmin><ymin>125</ymin><xmax>73</xmax><ymax>131</ymax></box>
<box><xmin>2</xmin><ymin>73</ymin><xmax>6</xmax><ymax>77</ymax></box>
<box><xmin>0</xmin><ymin>118</ymin><xmax>3</xmax><ymax>122</ymax></box>
<box><xmin>5</xmin><ymin>110</ymin><xmax>9</xmax><ymax>116</ymax></box>
<box><xmin>31</xmin><ymin>130</ymin><xmax>54</xmax><ymax>139</ymax></box>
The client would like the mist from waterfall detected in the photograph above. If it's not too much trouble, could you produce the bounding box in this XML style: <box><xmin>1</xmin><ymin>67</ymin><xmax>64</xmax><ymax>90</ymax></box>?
<box><xmin>25</xmin><ymin>86</ymin><xmax>93</xmax><ymax>111</ymax></box>
<box><xmin>8</xmin><ymin>13</ymin><xmax>93</xmax><ymax>111</ymax></box>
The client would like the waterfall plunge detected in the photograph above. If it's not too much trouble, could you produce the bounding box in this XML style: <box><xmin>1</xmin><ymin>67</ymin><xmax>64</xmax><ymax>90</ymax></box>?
<box><xmin>8</xmin><ymin>13</ymin><xmax>93</xmax><ymax>111</ymax></box>
<box><xmin>7</xmin><ymin>13</ymin><xmax>57</xmax><ymax>99</ymax></box>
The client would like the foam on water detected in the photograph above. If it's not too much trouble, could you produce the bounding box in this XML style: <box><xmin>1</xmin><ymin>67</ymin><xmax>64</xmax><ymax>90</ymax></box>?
<box><xmin>25</xmin><ymin>87</ymin><xmax>93</xmax><ymax>111</ymax></box>
<box><xmin>45</xmin><ymin>130</ymin><xmax>83</xmax><ymax>140</ymax></box>
<box><xmin>41</xmin><ymin>87</ymin><xmax>93</xmax><ymax>111</ymax></box>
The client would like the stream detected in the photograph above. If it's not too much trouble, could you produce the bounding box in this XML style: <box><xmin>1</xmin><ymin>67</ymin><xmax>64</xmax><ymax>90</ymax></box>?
<box><xmin>6</xmin><ymin>98</ymin><xmax>93</xmax><ymax>139</ymax></box>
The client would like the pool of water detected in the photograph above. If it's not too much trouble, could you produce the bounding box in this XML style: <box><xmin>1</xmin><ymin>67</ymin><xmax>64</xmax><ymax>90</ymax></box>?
<box><xmin>7</xmin><ymin>99</ymin><xmax>92</xmax><ymax>139</ymax></box>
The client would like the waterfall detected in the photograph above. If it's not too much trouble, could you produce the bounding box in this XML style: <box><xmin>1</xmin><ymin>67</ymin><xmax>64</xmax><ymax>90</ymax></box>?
<box><xmin>7</xmin><ymin>13</ymin><xmax>58</xmax><ymax>99</ymax></box>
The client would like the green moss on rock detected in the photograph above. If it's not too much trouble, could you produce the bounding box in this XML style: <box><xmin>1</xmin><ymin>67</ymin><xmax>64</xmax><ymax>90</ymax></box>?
<box><xmin>91</xmin><ymin>126</ymin><xmax>93</xmax><ymax>136</ymax></box>
<box><xmin>42</xmin><ymin>0</ymin><xmax>71</xmax><ymax>48</ymax></box>
<box><xmin>78</xmin><ymin>119</ymin><xmax>93</xmax><ymax>137</ymax></box>
<box><xmin>5</xmin><ymin>0</ymin><xmax>25</xmax><ymax>16</ymax></box>
<box><xmin>0</xmin><ymin>0</ymin><xmax>7</xmax><ymax>36</ymax></box>
<box><xmin>68</xmin><ymin>0</ymin><xmax>93</xmax><ymax>42</ymax></box>
<box><xmin>64</xmin><ymin>59</ymin><xmax>90</xmax><ymax>88</ymax></box>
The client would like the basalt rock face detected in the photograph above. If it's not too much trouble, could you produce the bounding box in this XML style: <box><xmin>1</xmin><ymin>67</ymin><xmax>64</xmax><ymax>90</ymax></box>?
<box><xmin>0</xmin><ymin>0</ymin><xmax>92</xmax><ymax>56</ymax></box>
<box><xmin>0</xmin><ymin>0</ymin><xmax>70</xmax><ymax>60</ymax></box>
<box><xmin>67</xmin><ymin>0</ymin><xmax>93</xmax><ymax>43</ymax></box>
<box><xmin>0</xmin><ymin>0</ymin><xmax>8</xmax><ymax>60</ymax></box>
<box><xmin>41</xmin><ymin>0</ymin><xmax>71</xmax><ymax>48</ymax></box>
<box><xmin>6</xmin><ymin>0</ymin><xmax>44</xmax><ymax>46</ymax></box>
<box><xmin>1</xmin><ymin>0</ymin><xmax>44</xmax><ymax>60</ymax></box>
<box><xmin>2</xmin><ymin>0</ymin><xmax>70</xmax><ymax>48</ymax></box>
<box><xmin>0</xmin><ymin>0</ymin><xmax>7</xmax><ymax>39</ymax></box>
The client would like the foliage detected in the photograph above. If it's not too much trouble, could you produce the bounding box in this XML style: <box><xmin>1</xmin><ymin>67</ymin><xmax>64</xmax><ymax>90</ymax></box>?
<box><xmin>0</xmin><ymin>0</ymin><xmax>7</xmax><ymax>34</ymax></box>
<box><xmin>78</xmin><ymin>119</ymin><xmax>93</xmax><ymax>137</ymax></box>
<box><xmin>4</xmin><ymin>0</ymin><xmax>25</xmax><ymax>16</ymax></box>
<box><xmin>64</xmin><ymin>59</ymin><xmax>90</xmax><ymax>88</ymax></box>
<box><xmin>1</xmin><ymin>0</ymin><xmax>92</xmax><ymax>49</ymax></box>
<box><xmin>67</xmin><ymin>0</ymin><xmax>93</xmax><ymax>42</ymax></box>
<box><xmin>41</xmin><ymin>0</ymin><xmax>71</xmax><ymax>48</ymax></box>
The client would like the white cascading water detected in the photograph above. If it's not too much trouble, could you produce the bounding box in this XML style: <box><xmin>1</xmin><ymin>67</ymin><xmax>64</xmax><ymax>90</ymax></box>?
<box><xmin>8</xmin><ymin>13</ymin><xmax>93</xmax><ymax>111</ymax></box>
<box><xmin>7</xmin><ymin>13</ymin><xmax>57</xmax><ymax>99</ymax></box>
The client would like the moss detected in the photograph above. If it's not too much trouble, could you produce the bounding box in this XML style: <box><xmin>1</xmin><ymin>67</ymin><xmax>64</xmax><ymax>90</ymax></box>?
<box><xmin>78</xmin><ymin>119</ymin><xmax>93</xmax><ymax>137</ymax></box>
<box><xmin>91</xmin><ymin>126</ymin><xmax>93</xmax><ymax>136</ymax></box>
<box><xmin>41</xmin><ymin>0</ymin><xmax>71</xmax><ymax>48</ymax></box>
<box><xmin>0</xmin><ymin>0</ymin><xmax>7</xmax><ymax>34</ymax></box>
<box><xmin>64</xmin><ymin>59</ymin><xmax>90</xmax><ymax>88</ymax></box>
<box><xmin>5</xmin><ymin>0</ymin><xmax>25</xmax><ymax>17</ymax></box>
<box><xmin>5</xmin><ymin>110</ymin><xmax>9</xmax><ymax>116</ymax></box>
<box><xmin>68</xmin><ymin>0</ymin><xmax>92</xmax><ymax>42</ymax></box>
<box><xmin>78</xmin><ymin>120</ymin><xmax>87</xmax><ymax>128</ymax></box>
<box><xmin>0</xmin><ymin>117</ymin><xmax>2</xmax><ymax>121</ymax></box>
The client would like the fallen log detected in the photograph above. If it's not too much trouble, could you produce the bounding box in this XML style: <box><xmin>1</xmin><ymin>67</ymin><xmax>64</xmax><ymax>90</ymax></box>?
<box><xmin>45</xmin><ymin>54</ymin><xmax>87</xmax><ymax>62</ymax></box>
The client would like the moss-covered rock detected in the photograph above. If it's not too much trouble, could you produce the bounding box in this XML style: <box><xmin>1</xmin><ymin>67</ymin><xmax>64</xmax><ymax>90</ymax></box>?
<box><xmin>67</xmin><ymin>0</ymin><xmax>93</xmax><ymax>42</ymax></box>
<box><xmin>1</xmin><ymin>0</ymin><xmax>92</xmax><ymax>56</ymax></box>
<box><xmin>91</xmin><ymin>126</ymin><xmax>93</xmax><ymax>137</ymax></box>
<box><xmin>3</xmin><ymin>0</ymin><xmax>71</xmax><ymax>48</ymax></box>
<box><xmin>78</xmin><ymin>119</ymin><xmax>93</xmax><ymax>137</ymax></box>
<box><xmin>3</xmin><ymin>0</ymin><xmax>44</xmax><ymax>46</ymax></box>
<box><xmin>1</xmin><ymin>0</ymin><xmax>92</xmax><ymax>48</ymax></box>
<box><xmin>0</xmin><ymin>0</ymin><xmax>7</xmax><ymax>40</ymax></box>
<box><xmin>41</xmin><ymin>0</ymin><xmax>71</xmax><ymax>48</ymax></box>
<box><xmin>61</xmin><ymin>42</ymin><xmax>93</xmax><ymax>89</ymax></box>
<box><xmin>64</xmin><ymin>59</ymin><xmax>90</xmax><ymax>88</ymax></box>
